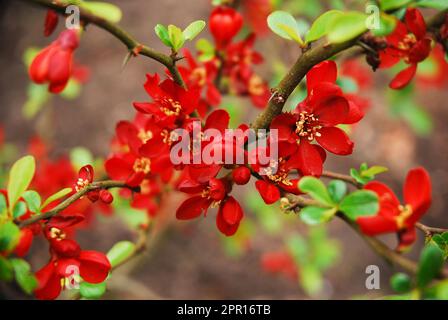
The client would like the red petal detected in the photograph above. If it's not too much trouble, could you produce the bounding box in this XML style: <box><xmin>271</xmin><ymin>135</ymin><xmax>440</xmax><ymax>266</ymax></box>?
<box><xmin>314</xmin><ymin>96</ymin><xmax>349</xmax><ymax>126</ymax></box>
<box><xmin>204</xmin><ymin>109</ymin><xmax>229</xmax><ymax>134</ymax></box>
<box><xmin>44</xmin><ymin>10</ymin><xmax>59</xmax><ymax>37</ymax></box>
<box><xmin>51</xmin><ymin>239</ymin><xmax>81</xmax><ymax>258</ymax></box>
<box><xmin>78</xmin><ymin>251</ymin><xmax>111</xmax><ymax>284</ymax></box>
<box><xmin>306</xmin><ymin>61</ymin><xmax>337</xmax><ymax>93</ymax></box>
<box><xmin>34</xmin><ymin>262</ymin><xmax>62</xmax><ymax>300</ymax></box>
<box><xmin>271</xmin><ymin>113</ymin><xmax>297</xmax><ymax>143</ymax></box>
<box><xmin>143</xmin><ymin>73</ymin><xmax>163</xmax><ymax>99</ymax></box>
<box><xmin>404</xmin><ymin>167</ymin><xmax>432</xmax><ymax>225</ymax></box>
<box><xmin>133</xmin><ymin>102</ymin><xmax>161</xmax><ymax>114</ymax></box>
<box><xmin>316</xmin><ymin>127</ymin><xmax>354</xmax><ymax>155</ymax></box>
<box><xmin>47</xmin><ymin>50</ymin><xmax>72</xmax><ymax>93</ymax></box>
<box><xmin>343</xmin><ymin>99</ymin><xmax>365</xmax><ymax>124</ymax></box>
<box><xmin>78</xmin><ymin>165</ymin><xmax>94</xmax><ymax>182</ymax></box>
<box><xmin>408</xmin><ymin>38</ymin><xmax>432</xmax><ymax>63</ymax></box>
<box><xmin>176</xmin><ymin>196</ymin><xmax>211</xmax><ymax>220</ymax></box>
<box><xmin>365</xmin><ymin>181</ymin><xmax>400</xmax><ymax>219</ymax></box>
<box><xmin>297</xmin><ymin>140</ymin><xmax>324</xmax><ymax>176</ymax></box>
<box><xmin>255</xmin><ymin>180</ymin><xmax>280</xmax><ymax>205</ymax></box>
<box><xmin>405</xmin><ymin>8</ymin><xmax>427</xmax><ymax>40</ymax></box>
<box><xmin>357</xmin><ymin>215</ymin><xmax>398</xmax><ymax>236</ymax></box>
<box><xmin>14</xmin><ymin>228</ymin><xmax>33</xmax><ymax>257</ymax></box>
<box><xmin>221</xmin><ymin>196</ymin><xmax>243</xmax><ymax>225</ymax></box>
<box><xmin>105</xmin><ymin>157</ymin><xmax>133</xmax><ymax>181</ymax></box>
<box><xmin>397</xmin><ymin>227</ymin><xmax>417</xmax><ymax>252</ymax></box>
<box><xmin>389</xmin><ymin>64</ymin><xmax>417</xmax><ymax>90</ymax></box>
<box><xmin>379</xmin><ymin>47</ymin><xmax>402</xmax><ymax>69</ymax></box>
<box><xmin>308</xmin><ymin>82</ymin><xmax>343</xmax><ymax>107</ymax></box>
<box><xmin>48</xmin><ymin>212</ymin><xmax>85</xmax><ymax>229</ymax></box>
<box><xmin>29</xmin><ymin>46</ymin><xmax>55</xmax><ymax>84</ymax></box>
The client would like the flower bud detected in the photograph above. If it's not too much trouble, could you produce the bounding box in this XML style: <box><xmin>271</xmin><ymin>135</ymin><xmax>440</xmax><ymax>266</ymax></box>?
<box><xmin>209</xmin><ymin>7</ymin><xmax>243</xmax><ymax>48</ymax></box>
<box><xmin>232</xmin><ymin>166</ymin><xmax>251</xmax><ymax>185</ymax></box>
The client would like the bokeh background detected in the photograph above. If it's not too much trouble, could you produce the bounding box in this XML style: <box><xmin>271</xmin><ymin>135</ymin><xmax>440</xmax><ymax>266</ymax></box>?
<box><xmin>0</xmin><ymin>0</ymin><xmax>447</xmax><ymax>299</ymax></box>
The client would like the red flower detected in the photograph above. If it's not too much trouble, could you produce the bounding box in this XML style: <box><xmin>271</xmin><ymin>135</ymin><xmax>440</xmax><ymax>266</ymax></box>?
<box><xmin>379</xmin><ymin>8</ymin><xmax>432</xmax><ymax>89</ymax></box>
<box><xmin>209</xmin><ymin>6</ymin><xmax>243</xmax><ymax>49</ymax></box>
<box><xmin>232</xmin><ymin>166</ymin><xmax>251</xmax><ymax>185</ymax></box>
<box><xmin>357</xmin><ymin>167</ymin><xmax>432</xmax><ymax>251</ymax></box>
<box><xmin>271</xmin><ymin>61</ymin><xmax>363</xmax><ymax>176</ymax></box>
<box><xmin>29</xmin><ymin>29</ymin><xmax>79</xmax><ymax>93</ymax></box>
<box><xmin>44</xmin><ymin>10</ymin><xmax>59</xmax><ymax>37</ymax></box>
<box><xmin>14</xmin><ymin>228</ymin><xmax>34</xmax><ymax>257</ymax></box>
<box><xmin>133</xmin><ymin>74</ymin><xmax>200</xmax><ymax>127</ymax></box>
<box><xmin>261</xmin><ymin>251</ymin><xmax>298</xmax><ymax>280</ymax></box>
<box><xmin>216</xmin><ymin>196</ymin><xmax>244</xmax><ymax>236</ymax></box>
<box><xmin>178</xmin><ymin>49</ymin><xmax>221</xmax><ymax>117</ymax></box>
<box><xmin>35</xmin><ymin>225</ymin><xmax>111</xmax><ymax>300</ymax></box>
<box><xmin>241</xmin><ymin>0</ymin><xmax>272</xmax><ymax>35</ymax></box>
<box><xmin>74</xmin><ymin>165</ymin><xmax>113</xmax><ymax>204</ymax></box>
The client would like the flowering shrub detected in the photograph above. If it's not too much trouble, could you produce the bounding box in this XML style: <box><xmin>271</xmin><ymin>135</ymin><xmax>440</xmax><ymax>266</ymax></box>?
<box><xmin>1</xmin><ymin>0</ymin><xmax>448</xmax><ymax>300</ymax></box>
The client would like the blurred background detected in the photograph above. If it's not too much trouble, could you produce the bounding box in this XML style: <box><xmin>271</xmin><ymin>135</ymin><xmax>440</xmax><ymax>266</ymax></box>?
<box><xmin>0</xmin><ymin>0</ymin><xmax>447</xmax><ymax>299</ymax></box>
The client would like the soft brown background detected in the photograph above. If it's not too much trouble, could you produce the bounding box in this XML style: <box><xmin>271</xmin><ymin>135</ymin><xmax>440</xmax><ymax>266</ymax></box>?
<box><xmin>0</xmin><ymin>0</ymin><xmax>447</xmax><ymax>299</ymax></box>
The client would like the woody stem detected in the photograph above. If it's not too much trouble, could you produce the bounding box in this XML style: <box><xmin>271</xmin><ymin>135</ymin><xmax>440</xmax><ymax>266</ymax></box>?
<box><xmin>20</xmin><ymin>0</ymin><xmax>186</xmax><ymax>88</ymax></box>
<box><xmin>18</xmin><ymin>180</ymin><xmax>139</xmax><ymax>228</ymax></box>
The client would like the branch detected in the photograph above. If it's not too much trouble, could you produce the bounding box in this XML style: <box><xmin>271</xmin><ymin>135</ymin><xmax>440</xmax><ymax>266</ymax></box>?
<box><xmin>321</xmin><ymin>170</ymin><xmax>362</xmax><ymax>188</ymax></box>
<box><xmin>18</xmin><ymin>180</ymin><xmax>138</xmax><ymax>228</ymax></box>
<box><xmin>20</xmin><ymin>0</ymin><xmax>186</xmax><ymax>87</ymax></box>
<box><xmin>416</xmin><ymin>222</ymin><xmax>448</xmax><ymax>237</ymax></box>
<box><xmin>251</xmin><ymin>9</ymin><xmax>448</xmax><ymax>130</ymax></box>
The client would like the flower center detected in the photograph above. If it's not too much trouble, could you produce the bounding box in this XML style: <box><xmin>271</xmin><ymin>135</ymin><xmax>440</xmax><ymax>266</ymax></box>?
<box><xmin>398</xmin><ymin>34</ymin><xmax>417</xmax><ymax>51</ymax></box>
<box><xmin>201</xmin><ymin>187</ymin><xmax>222</xmax><ymax>208</ymax></box>
<box><xmin>133</xmin><ymin>157</ymin><xmax>151</xmax><ymax>174</ymax></box>
<box><xmin>138</xmin><ymin>130</ymin><xmax>153</xmax><ymax>144</ymax></box>
<box><xmin>159</xmin><ymin>97</ymin><xmax>182</xmax><ymax>117</ymax></box>
<box><xmin>161</xmin><ymin>129</ymin><xmax>178</xmax><ymax>145</ymax></box>
<box><xmin>395</xmin><ymin>204</ymin><xmax>413</xmax><ymax>229</ymax></box>
<box><xmin>49</xmin><ymin>227</ymin><xmax>66</xmax><ymax>241</ymax></box>
<box><xmin>191</xmin><ymin>67</ymin><xmax>207</xmax><ymax>87</ymax></box>
<box><xmin>262</xmin><ymin>158</ymin><xmax>293</xmax><ymax>186</ymax></box>
<box><xmin>248</xmin><ymin>75</ymin><xmax>264</xmax><ymax>96</ymax></box>
<box><xmin>295</xmin><ymin>112</ymin><xmax>322</xmax><ymax>142</ymax></box>
<box><xmin>75</xmin><ymin>178</ymin><xmax>90</xmax><ymax>192</ymax></box>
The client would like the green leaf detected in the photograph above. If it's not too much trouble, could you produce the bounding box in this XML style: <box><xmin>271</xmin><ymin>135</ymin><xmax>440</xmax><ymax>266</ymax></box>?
<box><xmin>0</xmin><ymin>221</ymin><xmax>20</xmax><ymax>252</ymax></box>
<box><xmin>305</xmin><ymin>10</ymin><xmax>343</xmax><ymax>43</ymax></box>
<box><xmin>299</xmin><ymin>177</ymin><xmax>334</xmax><ymax>206</ymax></box>
<box><xmin>300</xmin><ymin>264</ymin><xmax>323</xmax><ymax>296</ymax></box>
<box><xmin>23</xmin><ymin>83</ymin><xmax>50</xmax><ymax>120</ymax></box>
<box><xmin>0</xmin><ymin>193</ymin><xmax>7</xmax><ymax>217</ymax></box>
<box><xmin>337</xmin><ymin>77</ymin><xmax>359</xmax><ymax>93</ymax></box>
<box><xmin>168</xmin><ymin>24</ymin><xmax>185</xmax><ymax>52</ymax></box>
<box><xmin>154</xmin><ymin>24</ymin><xmax>172</xmax><ymax>47</ymax></box>
<box><xmin>401</xmin><ymin>104</ymin><xmax>433</xmax><ymax>137</ymax></box>
<box><xmin>60</xmin><ymin>79</ymin><xmax>82</xmax><ymax>100</ymax></box>
<box><xmin>300</xmin><ymin>206</ymin><xmax>337</xmax><ymax>225</ymax></box>
<box><xmin>7</xmin><ymin>155</ymin><xmax>35</xmax><ymax>212</ymax></box>
<box><xmin>183</xmin><ymin>20</ymin><xmax>206</xmax><ymax>41</ymax></box>
<box><xmin>390</xmin><ymin>273</ymin><xmax>412</xmax><ymax>293</ymax></box>
<box><xmin>416</xmin><ymin>0</ymin><xmax>448</xmax><ymax>9</ymax></box>
<box><xmin>327</xmin><ymin>12</ymin><xmax>368</xmax><ymax>44</ymax></box>
<box><xmin>12</xmin><ymin>201</ymin><xmax>27</xmax><ymax>219</ymax></box>
<box><xmin>361</xmin><ymin>165</ymin><xmax>388</xmax><ymax>178</ymax></box>
<box><xmin>417</xmin><ymin>243</ymin><xmax>444</xmax><ymax>288</ymax></box>
<box><xmin>0</xmin><ymin>256</ymin><xmax>14</xmax><ymax>281</ymax></box>
<box><xmin>81</xmin><ymin>1</ymin><xmax>122</xmax><ymax>23</ymax></box>
<box><xmin>372</xmin><ymin>13</ymin><xmax>397</xmax><ymax>37</ymax></box>
<box><xmin>106</xmin><ymin>241</ymin><xmax>136</xmax><ymax>268</ymax></box>
<box><xmin>380</xmin><ymin>0</ymin><xmax>413</xmax><ymax>11</ymax></box>
<box><xmin>196</xmin><ymin>38</ymin><xmax>214</xmax><ymax>53</ymax></box>
<box><xmin>327</xmin><ymin>180</ymin><xmax>347</xmax><ymax>203</ymax></box>
<box><xmin>339</xmin><ymin>190</ymin><xmax>379</xmax><ymax>220</ymax></box>
<box><xmin>70</xmin><ymin>147</ymin><xmax>93</xmax><ymax>170</ymax></box>
<box><xmin>10</xmin><ymin>258</ymin><xmax>38</xmax><ymax>295</ymax></box>
<box><xmin>22</xmin><ymin>190</ymin><xmax>41</xmax><ymax>213</ymax></box>
<box><xmin>267</xmin><ymin>11</ymin><xmax>304</xmax><ymax>45</ymax></box>
<box><xmin>286</xmin><ymin>234</ymin><xmax>308</xmax><ymax>265</ymax></box>
<box><xmin>80</xmin><ymin>281</ymin><xmax>107</xmax><ymax>299</ymax></box>
<box><xmin>41</xmin><ymin>188</ymin><xmax>72</xmax><ymax>210</ymax></box>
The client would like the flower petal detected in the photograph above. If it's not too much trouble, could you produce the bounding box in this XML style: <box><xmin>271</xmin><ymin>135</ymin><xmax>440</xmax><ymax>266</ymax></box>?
<box><xmin>255</xmin><ymin>180</ymin><xmax>280</xmax><ymax>204</ymax></box>
<box><xmin>314</xmin><ymin>96</ymin><xmax>349</xmax><ymax>126</ymax></box>
<box><xmin>316</xmin><ymin>127</ymin><xmax>354</xmax><ymax>155</ymax></box>
<box><xmin>78</xmin><ymin>250</ymin><xmax>111</xmax><ymax>284</ymax></box>
<box><xmin>389</xmin><ymin>64</ymin><xmax>417</xmax><ymax>90</ymax></box>
<box><xmin>176</xmin><ymin>196</ymin><xmax>211</xmax><ymax>220</ymax></box>
<box><xmin>404</xmin><ymin>167</ymin><xmax>432</xmax><ymax>225</ymax></box>
<box><xmin>405</xmin><ymin>8</ymin><xmax>427</xmax><ymax>40</ymax></box>
<box><xmin>306</xmin><ymin>61</ymin><xmax>337</xmax><ymax>94</ymax></box>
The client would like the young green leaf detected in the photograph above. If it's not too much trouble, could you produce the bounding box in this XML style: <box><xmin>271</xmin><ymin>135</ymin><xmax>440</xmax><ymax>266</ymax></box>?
<box><xmin>339</xmin><ymin>190</ymin><xmax>379</xmax><ymax>220</ymax></box>
<box><xmin>80</xmin><ymin>281</ymin><xmax>107</xmax><ymax>299</ymax></box>
<box><xmin>327</xmin><ymin>180</ymin><xmax>347</xmax><ymax>203</ymax></box>
<box><xmin>22</xmin><ymin>190</ymin><xmax>41</xmax><ymax>213</ymax></box>
<box><xmin>415</xmin><ymin>0</ymin><xmax>448</xmax><ymax>10</ymax></box>
<box><xmin>361</xmin><ymin>165</ymin><xmax>388</xmax><ymax>178</ymax></box>
<box><xmin>7</xmin><ymin>155</ymin><xmax>36</xmax><ymax>212</ymax></box>
<box><xmin>70</xmin><ymin>147</ymin><xmax>94</xmax><ymax>171</ymax></box>
<box><xmin>390</xmin><ymin>273</ymin><xmax>412</xmax><ymax>293</ymax></box>
<box><xmin>41</xmin><ymin>187</ymin><xmax>72</xmax><ymax>210</ymax></box>
<box><xmin>12</xmin><ymin>201</ymin><xmax>27</xmax><ymax>219</ymax></box>
<box><xmin>305</xmin><ymin>10</ymin><xmax>343</xmax><ymax>43</ymax></box>
<box><xmin>10</xmin><ymin>258</ymin><xmax>38</xmax><ymax>294</ymax></box>
<box><xmin>372</xmin><ymin>13</ymin><xmax>397</xmax><ymax>37</ymax></box>
<box><xmin>154</xmin><ymin>24</ymin><xmax>172</xmax><ymax>47</ymax></box>
<box><xmin>0</xmin><ymin>193</ymin><xmax>7</xmax><ymax>217</ymax></box>
<box><xmin>0</xmin><ymin>256</ymin><xmax>14</xmax><ymax>281</ymax></box>
<box><xmin>107</xmin><ymin>241</ymin><xmax>136</xmax><ymax>268</ymax></box>
<box><xmin>267</xmin><ymin>11</ymin><xmax>304</xmax><ymax>45</ymax></box>
<box><xmin>300</xmin><ymin>206</ymin><xmax>337</xmax><ymax>225</ymax></box>
<box><xmin>417</xmin><ymin>243</ymin><xmax>444</xmax><ymax>288</ymax></box>
<box><xmin>168</xmin><ymin>24</ymin><xmax>185</xmax><ymax>52</ymax></box>
<box><xmin>183</xmin><ymin>20</ymin><xmax>206</xmax><ymax>41</ymax></box>
<box><xmin>327</xmin><ymin>12</ymin><xmax>368</xmax><ymax>44</ymax></box>
<box><xmin>299</xmin><ymin>177</ymin><xmax>334</xmax><ymax>206</ymax></box>
<box><xmin>80</xmin><ymin>1</ymin><xmax>123</xmax><ymax>23</ymax></box>
<box><xmin>380</xmin><ymin>0</ymin><xmax>413</xmax><ymax>11</ymax></box>
<box><xmin>0</xmin><ymin>221</ymin><xmax>20</xmax><ymax>252</ymax></box>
